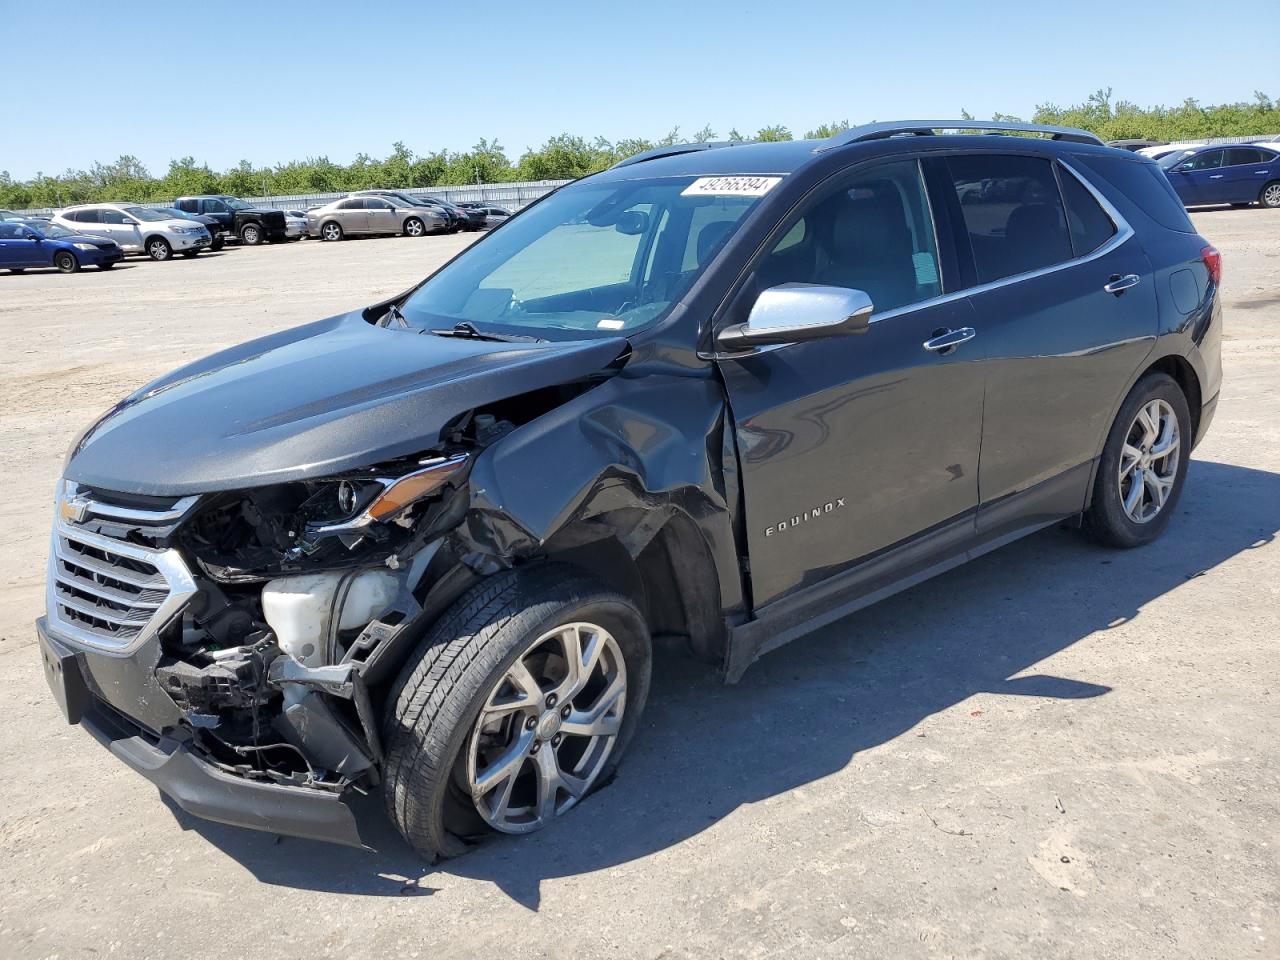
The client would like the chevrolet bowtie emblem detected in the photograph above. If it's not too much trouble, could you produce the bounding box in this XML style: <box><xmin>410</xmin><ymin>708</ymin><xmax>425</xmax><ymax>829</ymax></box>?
<box><xmin>59</xmin><ymin>494</ymin><xmax>92</xmax><ymax>525</ymax></box>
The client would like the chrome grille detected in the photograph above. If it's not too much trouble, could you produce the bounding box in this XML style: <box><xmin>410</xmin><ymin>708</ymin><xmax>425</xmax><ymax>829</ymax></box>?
<box><xmin>46</xmin><ymin>485</ymin><xmax>198</xmax><ymax>655</ymax></box>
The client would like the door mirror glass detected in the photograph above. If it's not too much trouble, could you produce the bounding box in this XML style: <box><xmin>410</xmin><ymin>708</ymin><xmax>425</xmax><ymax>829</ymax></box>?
<box><xmin>717</xmin><ymin>283</ymin><xmax>874</xmax><ymax>348</ymax></box>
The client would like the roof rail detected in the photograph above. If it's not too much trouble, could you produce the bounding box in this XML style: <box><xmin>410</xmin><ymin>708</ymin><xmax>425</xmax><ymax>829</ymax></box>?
<box><xmin>815</xmin><ymin>120</ymin><xmax>1104</xmax><ymax>152</ymax></box>
<box><xmin>611</xmin><ymin>141</ymin><xmax>745</xmax><ymax>169</ymax></box>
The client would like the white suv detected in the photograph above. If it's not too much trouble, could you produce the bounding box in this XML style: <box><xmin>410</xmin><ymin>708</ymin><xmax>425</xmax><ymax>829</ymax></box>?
<box><xmin>52</xmin><ymin>204</ymin><xmax>211</xmax><ymax>261</ymax></box>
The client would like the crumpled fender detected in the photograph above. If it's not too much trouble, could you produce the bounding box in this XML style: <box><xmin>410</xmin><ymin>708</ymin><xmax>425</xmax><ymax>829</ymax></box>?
<box><xmin>451</xmin><ymin>368</ymin><xmax>746</xmax><ymax>617</ymax></box>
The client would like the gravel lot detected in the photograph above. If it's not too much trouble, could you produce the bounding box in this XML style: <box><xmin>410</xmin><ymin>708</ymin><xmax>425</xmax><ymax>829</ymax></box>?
<box><xmin>1</xmin><ymin>212</ymin><xmax>1277</xmax><ymax>960</ymax></box>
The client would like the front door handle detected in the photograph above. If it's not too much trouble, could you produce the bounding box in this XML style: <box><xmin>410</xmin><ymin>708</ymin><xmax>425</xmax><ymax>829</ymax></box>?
<box><xmin>1104</xmin><ymin>273</ymin><xmax>1141</xmax><ymax>295</ymax></box>
<box><xmin>1209</xmin><ymin>174</ymin><xmax>1224</xmax><ymax>179</ymax></box>
<box><xmin>922</xmin><ymin>327</ymin><xmax>977</xmax><ymax>353</ymax></box>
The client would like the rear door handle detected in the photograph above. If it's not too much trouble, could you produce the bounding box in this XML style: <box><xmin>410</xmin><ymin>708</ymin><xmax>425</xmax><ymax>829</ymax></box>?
<box><xmin>1104</xmin><ymin>273</ymin><xmax>1141</xmax><ymax>295</ymax></box>
<box><xmin>922</xmin><ymin>327</ymin><xmax>977</xmax><ymax>353</ymax></box>
<box><xmin>1209</xmin><ymin>174</ymin><xmax>1224</xmax><ymax>179</ymax></box>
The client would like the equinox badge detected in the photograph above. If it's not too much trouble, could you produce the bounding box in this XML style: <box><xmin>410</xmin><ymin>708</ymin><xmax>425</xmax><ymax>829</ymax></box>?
<box><xmin>764</xmin><ymin>498</ymin><xmax>846</xmax><ymax>537</ymax></box>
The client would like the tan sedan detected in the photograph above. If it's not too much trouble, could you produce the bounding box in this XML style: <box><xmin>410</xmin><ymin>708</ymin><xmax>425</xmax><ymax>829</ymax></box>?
<box><xmin>306</xmin><ymin>196</ymin><xmax>448</xmax><ymax>241</ymax></box>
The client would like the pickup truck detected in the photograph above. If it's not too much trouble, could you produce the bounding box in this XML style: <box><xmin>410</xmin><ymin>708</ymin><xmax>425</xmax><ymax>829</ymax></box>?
<box><xmin>173</xmin><ymin>195</ymin><xmax>300</xmax><ymax>245</ymax></box>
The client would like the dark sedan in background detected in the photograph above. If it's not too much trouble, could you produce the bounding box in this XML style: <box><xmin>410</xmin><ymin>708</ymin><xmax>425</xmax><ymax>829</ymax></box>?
<box><xmin>0</xmin><ymin>219</ymin><xmax>123</xmax><ymax>273</ymax></box>
<box><xmin>1160</xmin><ymin>143</ymin><xmax>1280</xmax><ymax>208</ymax></box>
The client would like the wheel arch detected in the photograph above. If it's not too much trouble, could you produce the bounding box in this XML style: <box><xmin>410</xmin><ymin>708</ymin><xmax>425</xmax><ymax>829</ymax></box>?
<box><xmin>1083</xmin><ymin>350</ymin><xmax>1202</xmax><ymax>512</ymax></box>
<box><xmin>543</xmin><ymin>509</ymin><xmax>728</xmax><ymax>664</ymax></box>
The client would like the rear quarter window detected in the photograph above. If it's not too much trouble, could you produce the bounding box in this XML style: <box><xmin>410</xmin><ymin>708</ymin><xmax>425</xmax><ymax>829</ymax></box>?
<box><xmin>1075</xmin><ymin>154</ymin><xmax>1196</xmax><ymax>234</ymax></box>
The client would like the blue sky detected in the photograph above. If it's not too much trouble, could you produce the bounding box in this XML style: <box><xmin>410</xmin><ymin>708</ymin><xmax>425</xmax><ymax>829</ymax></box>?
<box><xmin>1</xmin><ymin>0</ymin><xmax>1271</xmax><ymax>180</ymax></box>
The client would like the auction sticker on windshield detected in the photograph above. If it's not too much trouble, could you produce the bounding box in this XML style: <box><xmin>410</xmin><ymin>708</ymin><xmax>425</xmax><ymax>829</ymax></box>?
<box><xmin>682</xmin><ymin>176</ymin><xmax>782</xmax><ymax>197</ymax></box>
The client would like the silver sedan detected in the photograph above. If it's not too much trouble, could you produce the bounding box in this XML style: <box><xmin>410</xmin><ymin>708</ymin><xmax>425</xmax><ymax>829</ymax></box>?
<box><xmin>306</xmin><ymin>196</ymin><xmax>448</xmax><ymax>241</ymax></box>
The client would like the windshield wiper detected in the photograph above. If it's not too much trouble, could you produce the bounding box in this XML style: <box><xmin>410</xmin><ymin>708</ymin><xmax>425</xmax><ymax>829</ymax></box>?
<box><xmin>428</xmin><ymin>321</ymin><xmax>546</xmax><ymax>343</ymax></box>
<box><xmin>377</xmin><ymin>303</ymin><xmax>410</xmax><ymax>329</ymax></box>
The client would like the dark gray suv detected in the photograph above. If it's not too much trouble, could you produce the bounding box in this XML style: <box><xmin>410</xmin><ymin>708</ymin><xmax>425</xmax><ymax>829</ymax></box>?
<box><xmin>38</xmin><ymin>121</ymin><xmax>1221</xmax><ymax>857</ymax></box>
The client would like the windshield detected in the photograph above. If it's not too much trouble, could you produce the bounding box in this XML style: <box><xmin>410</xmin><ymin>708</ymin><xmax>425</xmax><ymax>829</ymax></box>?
<box><xmin>1157</xmin><ymin>150</ymin><xmax>1196</xmax><ymax>169</ymax></box>
<box><xmin>225</xmin><ymin>198</ymin><xmax>254</xmax><ymax>210</ymax></box>
<box><xmin>400</xmin><ymin>176</ymin><xmax>767</xmax><ymax>339</ymax></box>
<box><xmin>124</xmin><ymin>206</ymin><xmax>171</xmax><ymax>222</ymax></box>
<box><xmin>154</xmin><ymin>207</ymin><xmax>190</xmax><ymax>220</ymax></box>
<box><xmin>30</xmin><ymin>222</ymin><xmax>77</xmax><ymax>239</ymax></box>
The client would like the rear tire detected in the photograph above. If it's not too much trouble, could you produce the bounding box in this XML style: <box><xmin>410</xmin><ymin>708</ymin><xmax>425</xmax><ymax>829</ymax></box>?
<box><xmin>1084</xmin><ymin>372</ymin><xmax>1191</xmax><ymax>548</ymax></box>
<box><xmin>240</xmin><ymin>222</ymin><xmax>264</xmax><ymax>245</ymax></box>
<box><xmin>54</xmin><ymin>251</ymin><xmax>80</xmax><ymax>273</ymax></box>
<box><xmin>1260</xmin><ymin>181</ymin><xmax>1280</xmax><ymax>209</ymax></box>
<box><xmin>320</xmin><ymin>221</ymin><xmax>343</xmax><ymax>242</ymax></box>
<box><xmin>146</xmin><ymin>237</ymin><xmax>172</xmax><ymax>261</ymax></box>
<box><xmin>382</xmin><ymin>563</ymin><xmax>651</xmax><ymax>860</ymax></box>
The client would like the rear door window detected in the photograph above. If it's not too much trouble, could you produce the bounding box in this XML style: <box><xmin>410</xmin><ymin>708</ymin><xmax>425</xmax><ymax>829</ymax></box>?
<box><xmin>1056</xmin><ymin>165</ymin><xmax>1116</xmax><ymax>256</ymax></box>
<box><xmin>945</xmin><ymin>154</ymin><xmax>1073</xmax><ymax>283</ymax></box>
<box><xmin>1223</xmin><ymin>147</ymin><xmax>1264</xmax><ymax>166</ymax></box>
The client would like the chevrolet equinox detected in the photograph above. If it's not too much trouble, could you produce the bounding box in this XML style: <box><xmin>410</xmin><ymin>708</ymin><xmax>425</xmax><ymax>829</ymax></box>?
<box><xmin>37</xmin><ymin>121</ymin><xmax>1222</xmax><ymax>857</ymax></box>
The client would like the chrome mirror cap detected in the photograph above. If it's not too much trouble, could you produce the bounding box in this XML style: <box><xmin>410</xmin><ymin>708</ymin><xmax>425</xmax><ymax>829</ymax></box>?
<box><xmin>717</xmin><ymin>283</ymin><xmax>875</xmax><ymax>349</ymax></box>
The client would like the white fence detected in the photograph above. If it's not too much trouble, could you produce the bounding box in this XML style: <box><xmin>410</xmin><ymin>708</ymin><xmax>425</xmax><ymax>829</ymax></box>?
<box><xmin>14</xmin><ymin>179</ymin><xmax>572</xmax><ymax>218</ymax></box>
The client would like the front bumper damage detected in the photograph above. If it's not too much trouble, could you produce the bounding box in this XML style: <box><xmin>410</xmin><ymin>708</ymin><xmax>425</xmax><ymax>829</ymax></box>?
<box><xmin>38</xmin><ymin>619</ymin><xmax>367</xmax><ymax>847</ymax></box>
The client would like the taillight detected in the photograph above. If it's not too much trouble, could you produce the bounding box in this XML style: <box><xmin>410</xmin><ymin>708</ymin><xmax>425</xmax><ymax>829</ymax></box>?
<box><xmin>1201</xmin><ymin>244</ymin><xmax>1222</xmax><ymax>285</ymax></box>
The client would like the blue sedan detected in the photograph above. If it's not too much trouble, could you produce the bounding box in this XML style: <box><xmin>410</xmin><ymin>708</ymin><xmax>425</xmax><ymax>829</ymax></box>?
<box><xmin>1159</xmin><ymin>144</ymin><xmax>1280</xmax><ymax>209</ymax></box>
<box><xmin>0</xmin><ymin>219</ymin><xmax>124</xmax><ymax>273</ymax></box>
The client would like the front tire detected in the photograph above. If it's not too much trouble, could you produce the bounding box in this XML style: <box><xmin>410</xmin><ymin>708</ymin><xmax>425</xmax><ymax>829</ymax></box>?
<box><xmin>320</xmin><ymin>221</ymin><xmax>343</xmax><ymax>242</ymax></box>
<box><xmin>1084</xmin><ymin>372</ymin><xmax>1191</xmax><ymax>548</ymax></box>
<box><xmin>54</xmin><ymin>251</ymin><xmax>80</xmax><ymax>273</ymax></box>
<box><xmin>240</xmin><ymin>222</ymin><xmax>264</xmax><ymax>245</ymax></box>
<box><xmin>211</xmin><ymin>236</ymin><xmax>225</xmax><ymax>251</ymax></box>
<box><xmin>1260</xmin><ymin>181</ymin><xmax>1280</xmax><ymax>209</ymax></box>
<box><xmin>403</xmin><ymin>216</ymin><xmax>426</xmax><ymax>237</ymax></box>
<box><xmin>382</xmin><ymin>564</ymin><xmax>651</xmax><ymax>860</ymax></box>
<box><xmin>146</xmin><ymin>237</ymin><xmax>172</xmax><ymax>261</ymax></box>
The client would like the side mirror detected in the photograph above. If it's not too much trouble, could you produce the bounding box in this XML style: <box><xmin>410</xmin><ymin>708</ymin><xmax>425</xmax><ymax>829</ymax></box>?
<box><xmin>26</xmin><ymin>233</ymin><xmax>41</xmax><ymax>241</ymax></box>
<box><xmin>717</xmin><ymin>283</ymin><xmax>874</xmax><ymax>349</ymax></box>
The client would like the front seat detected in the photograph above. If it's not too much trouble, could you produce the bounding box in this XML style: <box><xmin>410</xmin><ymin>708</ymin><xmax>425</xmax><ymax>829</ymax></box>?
<box><xmin>816</xmin><ymin>184</ymin><xmax>918</xmax><ymax>312</ymax></box>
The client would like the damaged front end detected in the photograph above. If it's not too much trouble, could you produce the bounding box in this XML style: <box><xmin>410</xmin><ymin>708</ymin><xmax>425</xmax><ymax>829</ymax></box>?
<box><xmin>42</xmin><ymin>433</ymin><xmax>487</xmax><ymax>846</ymax></box>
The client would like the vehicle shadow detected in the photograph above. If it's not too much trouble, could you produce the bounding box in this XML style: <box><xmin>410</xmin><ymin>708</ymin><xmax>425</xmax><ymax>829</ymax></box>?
<box><xmin>163</xmin><ymin>458</ymin><xmax>1278</xmax><ymax>904</ymax></box>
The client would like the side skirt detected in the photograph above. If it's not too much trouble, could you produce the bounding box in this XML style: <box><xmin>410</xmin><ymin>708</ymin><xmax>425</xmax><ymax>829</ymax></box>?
<box><xmin>723</xmin><ymin>461</ymin><xmax>1094</xmax><ymax>682</ymax></box>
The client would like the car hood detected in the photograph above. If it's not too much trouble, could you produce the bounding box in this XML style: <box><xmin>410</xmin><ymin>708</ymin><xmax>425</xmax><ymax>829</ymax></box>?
<box><xmin>65</xmin><ymin>312</ymin><xmax>628</xmax><ymax>496</ymax></box>
<box><xmin>59</xmin><ymin>233</ymin><xmax>117</xmax><ymax>246</ymax></box>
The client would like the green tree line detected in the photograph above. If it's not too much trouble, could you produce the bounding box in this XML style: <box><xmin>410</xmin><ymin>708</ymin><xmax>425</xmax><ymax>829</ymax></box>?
<box><xmin>3</xmin><ymin>91</ymin><xmax>1278</xmax><ymax>210</ymax></box>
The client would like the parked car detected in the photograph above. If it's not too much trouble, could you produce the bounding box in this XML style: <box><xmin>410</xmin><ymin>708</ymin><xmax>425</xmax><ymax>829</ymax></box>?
<box><xmin>37</xmin><ymin>120</ymin><xmax>1221</xmax><ymax>858</ymax></box>
<box><xmin>306</xmin><ymin>194</ymin><xmax>446</xmax><ymax>240</ymax></box>
<box><xmin>1107</xmin><ymin>139</ymin><xmax>1166</xmax><ymax>152</ymax></box>
<box><xmin>1</xmin><ymin>208</ymin><xmax>23</xmax><ymax>221</ymax></box>
<box><xmin>350</xmin><ymin>190</ymin><xmax>456</xmax><ymax>232</ymax></box>
<box><xmin>1138</xmin><ymin>141</ymin><xmax>1206</xmax><ymax>161</ymax></box>
<box><xmin>455</xmin><ymin>201</ymin><xmax>512</xmax><ymax>228</ymax></box>
<box><xmin>152</xmin><ymin>206</ymin><xmax>227</xmax><ymax>251</ymax></box>
<box><xmin>52</xmin><ymin>203</ymin><xmax>211</xmax><ymax>260</ymax></box>
<box><xmin>0</xmin><ymin>219</ymin><xmax>123</xmax><ymax>273</ymax></box>
<box><xmin>284</xmin><ymin>209</ymin><xmax>309</xmax><ymax>239</ymax></box>
<box><xmin>172</xmin><ymin>195</ymin><xmax>293</xmax><ymax>245</ymax></box>
<box><xmin>1159</xmin><ymin>143</ymin><xmax>1280</xmax><ymax>208</ymax></box>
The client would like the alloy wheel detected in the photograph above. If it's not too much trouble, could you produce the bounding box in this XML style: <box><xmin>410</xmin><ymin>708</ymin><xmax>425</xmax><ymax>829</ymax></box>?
<box><xmin>466</xmin><ymin>621</ymin><xmax>627</xmax><ymax>834</ymax></box>
<box><xmin>1118</xmin><ymin>398</ymin><xmax>1180</xmax><ymax>523</ymax></box>
<box><xmin>322</xmin><ymin>223</ymin><xmax>341</xmax><ymax>241</ymax></box>
<box><xmin>1263</xmin><ymin>183</ymin><xmax>1280</xmax><ymax>208</ymax></box>
<box><xmin>149</xmin><ymin>240</ymin><xmax>170</xmax><ymax>261</ymax></box>
<box><xmin>405</xmin><ymin>218</ymin><xmax>424</xmax><ymax>237</ymax></box>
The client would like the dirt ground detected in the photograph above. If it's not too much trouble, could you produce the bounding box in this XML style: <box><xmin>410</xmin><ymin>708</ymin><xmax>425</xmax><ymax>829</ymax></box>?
<box><xmin>0</xmin><ymin>212</ymin><xmax>1277</xmax><ymax>960</ymax></box>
